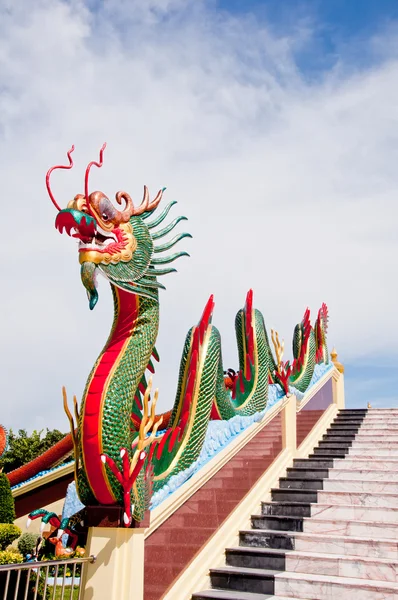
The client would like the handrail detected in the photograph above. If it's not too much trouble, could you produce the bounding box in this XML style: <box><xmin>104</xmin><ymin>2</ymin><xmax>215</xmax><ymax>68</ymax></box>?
<box><xmin>0</xmin><ymin>555</ymin><xmax>96</xmax><ymax>572</ymax></box>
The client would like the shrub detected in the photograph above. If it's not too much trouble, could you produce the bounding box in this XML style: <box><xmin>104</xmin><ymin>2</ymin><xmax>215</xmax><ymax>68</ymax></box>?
<box><xmin>0</xmin><ymin>548</ymin><xmax>23</xmax><ymax>564</ymax></box>
<box><xmin>0</xmin><ymin>524</ymin><xmax>21</xmax><ymax>550</ymax></box>
<box><xmin>17</xmin><ymin>533</ymin><xmax>39</xmax><ymax>557</ymax></box>
<box><xmin>0</xmin><ymin>472</ymin><xmax>16</xmax><ymax>523</ymax></box>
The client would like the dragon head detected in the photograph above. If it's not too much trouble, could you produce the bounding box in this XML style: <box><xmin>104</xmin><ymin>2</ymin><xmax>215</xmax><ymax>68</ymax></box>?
<box><xmin>47</xmin><ymin>145</ymin><xmax>190</xmax><ymax>309</ymax></box>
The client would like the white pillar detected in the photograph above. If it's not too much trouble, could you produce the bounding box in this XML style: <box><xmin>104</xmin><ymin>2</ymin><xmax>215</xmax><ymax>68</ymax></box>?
<box><xmin>82</xmin><ymin>527</ymin><xmax>145</xmax><ymax>600</ymax></box>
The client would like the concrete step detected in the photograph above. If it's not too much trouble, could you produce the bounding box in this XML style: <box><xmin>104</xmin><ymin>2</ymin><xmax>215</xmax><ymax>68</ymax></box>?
<box><xmin>275</xmin><ymin>571</ymin><xmax>398</xmax><ymax>599</ymax></box>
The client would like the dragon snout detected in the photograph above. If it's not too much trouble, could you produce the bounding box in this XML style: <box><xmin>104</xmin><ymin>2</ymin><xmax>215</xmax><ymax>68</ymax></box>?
<box><xmin>55</xmin><ymin>208</ymin><xmax>97</xmax><ymax>242</ymax></box>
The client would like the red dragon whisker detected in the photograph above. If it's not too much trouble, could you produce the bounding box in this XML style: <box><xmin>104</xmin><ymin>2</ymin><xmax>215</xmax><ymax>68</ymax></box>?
<box><xmin>46</xmin><ymin>145</ymin><xmax>75</xmax><ymax>211</ymax></box>
<box><xmin>84</xmin><ymin>143</ymin><xmax>107</xmax><ymax>215</ymax></box>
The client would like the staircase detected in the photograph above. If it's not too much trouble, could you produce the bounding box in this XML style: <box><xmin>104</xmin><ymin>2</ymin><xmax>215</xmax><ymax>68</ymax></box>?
<box><xmin>192</xmin><ymin>408</ymin><xmax>398</xmax><ymax>600</ymax></box>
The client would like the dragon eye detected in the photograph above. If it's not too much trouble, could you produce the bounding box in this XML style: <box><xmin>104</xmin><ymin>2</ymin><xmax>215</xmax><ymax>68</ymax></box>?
<box><xmin>102</xmin><ymin>212</ymin><xmax>109</xmax><ymax>221</ymax></box>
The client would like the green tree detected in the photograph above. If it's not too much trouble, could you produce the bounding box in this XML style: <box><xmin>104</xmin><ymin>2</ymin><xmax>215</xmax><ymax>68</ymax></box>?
<box><xmin>0</xmin><ymin>474</ymin><xmax>16</xmax><ymax>523</ymax></box>
<box><xmin>0</xmin><ymin>429</ymin><xmax>66</xmax><ymax>473</ymax></box>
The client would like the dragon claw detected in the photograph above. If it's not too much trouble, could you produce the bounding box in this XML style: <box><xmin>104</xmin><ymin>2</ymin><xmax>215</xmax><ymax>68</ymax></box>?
<box><xmin>26</xmin><ymin>518</ymin><xmax>31</xmax><ymax>529</ymax></box>
<box><xmin>101</xmin><ymin>449</ymin><xmax>148</xmax><ymax>527</ymax></box>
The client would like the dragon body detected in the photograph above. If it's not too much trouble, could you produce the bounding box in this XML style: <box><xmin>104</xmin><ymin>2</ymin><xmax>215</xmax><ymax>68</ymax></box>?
<box><xmin>36</xmin><ymin>145</ymin><xmax>329</xmax><ymax>528</ymax></box>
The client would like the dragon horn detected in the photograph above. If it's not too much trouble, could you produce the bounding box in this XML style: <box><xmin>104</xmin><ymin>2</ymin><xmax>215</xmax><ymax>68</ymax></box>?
<box><xmin>46</xmin><ymin>146</ymin><xmax>75</xmax><ymax>211</ymax></box>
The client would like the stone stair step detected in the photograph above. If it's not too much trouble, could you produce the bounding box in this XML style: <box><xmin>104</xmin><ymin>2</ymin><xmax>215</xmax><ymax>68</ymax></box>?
<box><xmin>310</xmin><ymin>502</ymin><xmax>398</xmax><ymax>523</ymax></box>
<box><xmin>271</xmin><ymin>489</ymin><xmax>318</xmax><ymax>503</ymax></box>
<box><xmin>262</xmin><ymin>499</ymin><xmax>398</xmax><ymax>522</ymax></box>
<box><xmin>251</xmin><ymin>515</ymin><xmax>304</xmax><ymax>531</ymax></box>
<box><xmin>275</xmin><ymin>571</ymin><xmax>398</xmax><ymax>600</ymax></box>
<box><xmin>363</xmin><ymin>420</ymin><xmax>398</xmax><ymax>425</ymax></box>
<box><xmin>293</xmin><ymin>458</ymin><xmax>335</xmax><ymax>468</ymax></box>
<box><xmin>329</xmin><ymin>468</ymin><xmax>398</xmax><ymax>481</ymax></box>
<box><xmin>228</xmin><ymin>547</ymin><xmax>398</xmax><ymax>582</ymax></box>
<box><xmin>351</xmin><ymin>440</ymin><xmax>398</xmax><ymax>447</ymax></box>
<box><xmin>317</xmin><ymin>441</ymin><xmax>352</xmax><ymax>449</ymax></box>
<box><xmin>240</xmin><ymin>529</ymin><xmax>295</xmax><ymax>550</ymax></box>
<box><xmin>302</xmin><ymin>516</ymin><xmax>398</xmax><ymax>538</ymax></box>
<box><xmin>328</xmin><ymin>424</ymin><xmax>360</xmax><ymax>430</ymax></box>
<box><xmin>332</xmin><ymin>421</ymin><xmax>365</xmax><ymax>427</ymax></box>
<box><xmin>330</xmin><ymin>421</ymin><xmax>361</xmax><ymax>426</ymax></box>
<box><xmin>312</xmin><ymin>448</ymin><xmax>349</xmax><ymax>456</ymax></box>
<box><xmin>241</xmin><ymin>528</ymin><xmax>398</xmax><ymax>559</ymax></box>
<box><xmin>367</xmin><ymin>408</ymin><xmax>398</xmax><ymax>413</ymax></box>
<box><xmin>323</xmin><ymin>478</ymin><xmax>398</xmax><ymax>493</ymax></box>
<box><xmin>192</xmin><ymin>589</ymin><xmax>298</xmax><ymax>600</ymax></box>
<box><xmin>355</xmin><ymin>433</ymin><xmax>398</xmax><ymax>441</ymax></box>
<box><xmin>262</xmin><ymin>502</ymin><xmax>312</xmax><ymax>517</ymax></box>
<box><xmin>348</xmin><ymin>448</ymin><xmax>398</xmax><ymax>457</ymax></box>
<box><xmin>360</xmin><ymin>423</ymin><xmax>398</xmax><ymax>429</ymax></box>
<box><xmin>286</xmin><ymin>467</ymin><xmax>329</xmax><ymax>479</ymax></box>
<box><xmin>317</xmin><ymin>489</ymin><xmax>398</xmax><ymax>508</ymax></box>
<box><xmin>226</xmin><ymin>546</ymin><xmax>286</xmax><ymax>570</ymax></box>
<box><xmin>309</xmin><ymin>451</ymin><xmax>346</xmax><ymax>458</ymax></box>
<box><xmin>279</xmin><ymin>478</ymin><xmax>324</xmax><ymax>490</ymax></box>
<box><xmin>209</xmin><ymin>566</ymin><xmax>277</xmax><ymax>595</ymax></box>
<box><xmin>285</xmin><ymin>549</ymin><xmax>398</xmax><ymax>581</ymax></box>
<box><xmin>324</xmin><ymin>432</ymin><xmax>356</xmax><ymax>439</ymax></box>
<box><xmin>333</xmin><ymin>457</ymin><xmax>398</xmax><ymax>470</ymax></box>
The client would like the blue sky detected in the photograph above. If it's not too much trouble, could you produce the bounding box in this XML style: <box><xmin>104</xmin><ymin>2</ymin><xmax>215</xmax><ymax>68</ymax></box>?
<box><xmin>1</xmin><ymin>0</ymin><xmax>398</xmax><ymax>432</ymax></box>
<box><xmin>218</xmin><ymin>0</ymin><xmax>398</xmax><ymax>76</ymax></box>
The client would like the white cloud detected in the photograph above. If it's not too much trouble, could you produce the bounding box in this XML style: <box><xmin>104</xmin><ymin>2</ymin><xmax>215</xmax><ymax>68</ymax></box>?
<box><xmin>1</xmin><ymin>0</ymin><xmax>398</xmax><ymax>430</ymax></box>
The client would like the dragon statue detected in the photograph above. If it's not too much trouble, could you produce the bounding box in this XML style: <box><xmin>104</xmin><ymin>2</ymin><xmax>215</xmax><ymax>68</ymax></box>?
<box><xmin>26</xmin><ymin>144</ymin><xmax>329</xmax><ymax>532</ymax></box>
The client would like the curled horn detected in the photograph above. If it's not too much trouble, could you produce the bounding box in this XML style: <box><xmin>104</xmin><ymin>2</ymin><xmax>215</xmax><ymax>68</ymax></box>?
<box><xmin>46</xmin><ymin>145</ymin><xmax>75</xmax><ymax>211</ymax></box>
<box><xmin>114</xmin><ymin>191</ymin><xmax>134</xmax><ymax>223</ymax></box>
<box><xmin>115</xmin><ymin>186</ymin><xmax>163</xmax><ymax>220</ymax></box>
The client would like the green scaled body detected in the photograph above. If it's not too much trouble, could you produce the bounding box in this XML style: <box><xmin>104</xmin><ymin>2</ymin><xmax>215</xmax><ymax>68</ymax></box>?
<box><xmin>49</xmin><ymin>162</ymin><xmax>330</xmax><ymax>526</ymax></box>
